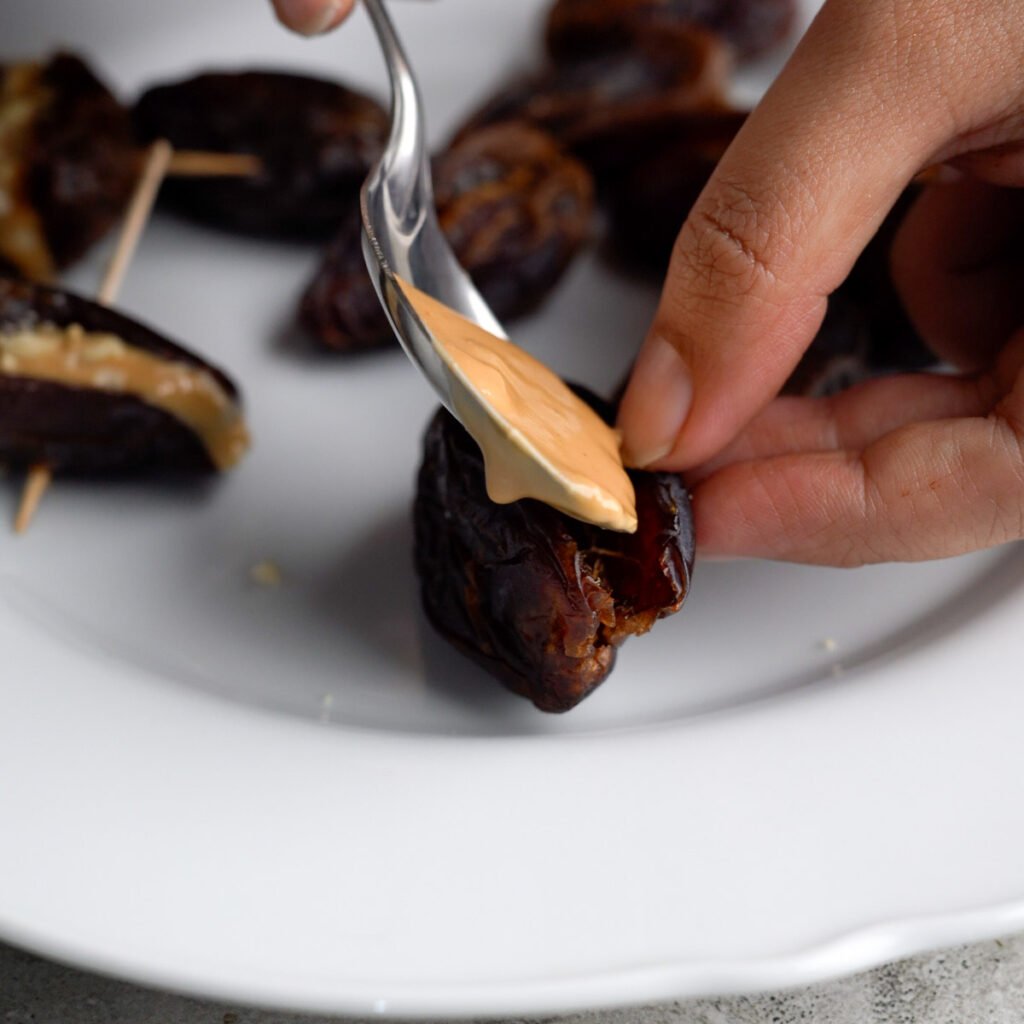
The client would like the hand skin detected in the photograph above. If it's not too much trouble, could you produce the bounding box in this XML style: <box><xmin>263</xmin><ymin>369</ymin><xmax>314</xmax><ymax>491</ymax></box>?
<box><xmin>270</xmin><ymin>0</ymin><xmax>354</xmax><ymax>35</ymax></box>
<box><xmin>617</xmin><ymin>0</ymin><xmax>1024</xmax><ymax>566</ymax></box>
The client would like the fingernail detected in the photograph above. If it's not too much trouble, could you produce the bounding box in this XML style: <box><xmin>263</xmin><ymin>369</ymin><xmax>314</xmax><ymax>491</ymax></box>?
<box><xmin>618</xmin><ymin>336</ymin><xmax>692</xmax><ymax>469</ymax></box>
<box><xmin>278</xmin><ymin>0</ymin><xmax>345</xmax><ymax>35</ymax></box>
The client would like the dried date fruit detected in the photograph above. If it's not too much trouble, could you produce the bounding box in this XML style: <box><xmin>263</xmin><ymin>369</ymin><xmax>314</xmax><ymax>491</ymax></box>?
<box><xmin>298</xmin><ymin>212</ymin><xmax>389</xmax><ymax>353</ymax></box>
<box><xmin>134</xmin><ymin>70</ymin><xmax>388</xmax><ymax>239</ymax></box>
<box><xmin>0</xmin><ymin>53</ymin><xmax>136</xmax><ymax>281</ymax></box>
<box><xmin>300</xmin><ymin>123</ymin><xmax>595</xmax><ymax>352</ymax></box>
<box><xmin>414</xmin><ymin>391</ymin><xmax>694</xmax><ymax>712</ymax></box>
<box><xmin>546</xmin><ymin>0</ymin><xmax>798</xmax><ymax>62</ymax></box>
<box><xmin>453</xmin><ymin>27</ymin><xmax>730</xmax><ymax>182</ymax></box>
<box><xmin>0</xmin><ymin>276</ymin><xmax>248</xmax><ymax>474</ymax></box>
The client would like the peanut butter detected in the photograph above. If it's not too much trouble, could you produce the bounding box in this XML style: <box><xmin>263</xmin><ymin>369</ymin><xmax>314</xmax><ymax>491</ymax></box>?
<box><xmin>397</xmin><ymin>277</ymin><xmax>637</xmax><ymax>533</ymax></box>
<box><xmin>0</xmin><ymin>322</ymin><xmax>249</xmax><ymax>469</ymax></box>
<box><xmin>0</xmin><ymin>63</ymin><xmax>56</xmax><ymax>281</ymax></box>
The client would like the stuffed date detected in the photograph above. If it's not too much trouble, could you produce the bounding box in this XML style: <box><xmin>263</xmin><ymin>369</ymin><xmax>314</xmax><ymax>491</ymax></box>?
<box><xmin>546</xmin><ymin>0</ymin><xmax>798</xmax><ymax>62</ymax></box>
<box><xmin>414</xmin><ymin>393</ymin><xmax>695</xmax><ymax>713</ymax></box>
<box><xmin>0</xmin><ymin>53</ymin><xmax>136</xmax><ymax>281</ymax></box>
<box><xmin>300</xmin><ymin>122</ymin><xmax>595</xmax><ymax>352</ymax></box>
<box><xmin>134</xmin><ymin>70</ymin><xmax>388</xmax><ymax>239</ymax></box>
<box><xmin>0</xmin><ymin>276</ymin><xmax>248</xmax><ymax>474</ymax></box>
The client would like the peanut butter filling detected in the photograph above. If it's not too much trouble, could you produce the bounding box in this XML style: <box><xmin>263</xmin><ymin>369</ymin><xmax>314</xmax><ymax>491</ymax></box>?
<box><xmin>397</xmin><ymin>278</ymin><xmax>637</xmax><ymax>533</ymax></box>
<box><xmin>0</xmin><ymin>63</ymin><xmax>56</xmax><ymax>281</ymax></box>
<box><xmin>0</xmin><ymin>322</ymin><xmax>249</xmax><ymax>469</ymax></box>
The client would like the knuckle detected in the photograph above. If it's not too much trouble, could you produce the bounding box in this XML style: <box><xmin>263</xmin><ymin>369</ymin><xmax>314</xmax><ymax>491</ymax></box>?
<box><xmin>676</xmin><ymin>178</ymin><xmax>784</xmax><ymax>302</ymax></box>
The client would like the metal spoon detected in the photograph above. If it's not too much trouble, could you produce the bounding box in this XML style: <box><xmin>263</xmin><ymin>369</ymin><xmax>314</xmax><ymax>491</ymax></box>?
<box><xmin>359</xmin><ymin>0</ymin><xmax>638</xmax><ymax>533</ymax></box>
<box><xmin>359</xmin><ymin>0</ymin><xmax>505</xmax><ymax>418</ymax></box>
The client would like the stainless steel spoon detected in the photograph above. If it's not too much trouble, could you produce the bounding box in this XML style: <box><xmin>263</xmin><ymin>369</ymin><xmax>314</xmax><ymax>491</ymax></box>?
<box><xmin>359</xmin><ymin>0</ymin><xmax>506</xmax><ymax>417</ymax></box>
<box><xmin>359</xmin><ymin>0</ymin><xmax>638</xmax><ymax>533</ymax></box>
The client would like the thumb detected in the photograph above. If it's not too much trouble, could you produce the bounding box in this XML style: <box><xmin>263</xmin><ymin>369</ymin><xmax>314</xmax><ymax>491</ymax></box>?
<box><xmin>617</xmin><ymin>0</ymin><xmax>971</xmax><ymax>470</ymax></box>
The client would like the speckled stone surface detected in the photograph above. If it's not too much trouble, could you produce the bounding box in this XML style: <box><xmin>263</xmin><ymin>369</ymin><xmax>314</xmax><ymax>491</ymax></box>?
<box><xmin>1</xmin><ymin>934</ymin><xmax>1023</xmax><ymax>1023</ymax></box>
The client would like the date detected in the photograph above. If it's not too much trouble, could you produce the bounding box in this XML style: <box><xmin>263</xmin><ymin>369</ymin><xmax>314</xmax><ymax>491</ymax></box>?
<box><xmin>134</xmin><ymin>70</ymin><xmax>388</xmax><ymax>239</ymax></box>
<box><xmin>546</xmin><ymin>0</ymin><xmax>798</xmax><ymax>62</ymax></box>
<box><xmin>0</xmin><ymin>53</ymin><xmax>136</xmax><ymax>280</ymax></box>
<box><xmin>300</xmin><ymin>122</ymin><xmax>594</xmax><ymax>352</ymax></box>
<box><xmin>0</xmin><ymin>276</ymin><xmax>248</xmax><ymax>474</ymax></box>
<box><xmin>414</xmin><ymin>392</ymin><xmax>695</xmax><ymax>713</ymax></box>
<box><xmin>452</xmin><ymin>27</ymin><xmax>729</xmax><ymax>183</ymax></box>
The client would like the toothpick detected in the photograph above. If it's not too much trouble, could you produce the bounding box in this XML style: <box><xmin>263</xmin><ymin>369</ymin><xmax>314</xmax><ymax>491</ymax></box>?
<box><xmin>14</xmin><ymin>464</ymin><xmax>52</xmax><ymax>535</ymax></box>
<box><xmin>167</xmin><ymin>150</ymin><xmax>261</xmax><ymax>178</ymax></box>
<box><xmin>14</xmin><ymin>140</ymin><xmax>175</xmax><ymax>534</ymax></box>
<box><xmin>97</xmin><ymin>138</ymin><xmax>174</xmax><ymax>306</ymax></box>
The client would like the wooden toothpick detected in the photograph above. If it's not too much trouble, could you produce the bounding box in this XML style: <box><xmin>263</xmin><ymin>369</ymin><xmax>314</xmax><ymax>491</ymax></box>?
<box><xmin>14</xmin><ymin>465</ymin><xmax>52</xmax><ymax>535</ymax></box>
<box><xmin>15</xmin><ymin>140</ymin><xmax>176</xmax><ymax>535</ymax></box>
<box><xmin>97</xmin><ymin>138</ymin><xmax>174</xmax><ymax>305</ymax></box>
<box><xmin>167</xmin><ymin>150</ymin><xmax>261</xmax><ymax>178</ymax></box>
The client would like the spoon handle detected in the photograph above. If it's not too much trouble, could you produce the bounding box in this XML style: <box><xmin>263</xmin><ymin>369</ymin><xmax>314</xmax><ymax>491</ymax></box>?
<box><xmin>361</xmin><ymin>0</ymin><xmax>434</xmax><ymax>229</ymax></box>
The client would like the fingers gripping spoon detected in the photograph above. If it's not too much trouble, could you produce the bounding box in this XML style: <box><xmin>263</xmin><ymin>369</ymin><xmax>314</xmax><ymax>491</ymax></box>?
<box><xmin>359</xmin><ymin>0</ymin><xmax>638</xmax><ymax>533</ymax></box>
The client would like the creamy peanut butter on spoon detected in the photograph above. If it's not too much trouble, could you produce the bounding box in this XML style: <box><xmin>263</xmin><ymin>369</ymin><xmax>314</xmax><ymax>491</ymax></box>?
<box><xmin>397</xmin><ymin>277</ymin><xmax>637</xmax><ymax>533</ymax></box>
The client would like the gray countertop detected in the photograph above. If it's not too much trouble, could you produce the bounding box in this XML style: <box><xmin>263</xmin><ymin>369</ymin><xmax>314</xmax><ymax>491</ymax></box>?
<box><xmin>1</xmin><ymin>934</ymin><xmax>1020</xmax><ymax>1023</ymax></box>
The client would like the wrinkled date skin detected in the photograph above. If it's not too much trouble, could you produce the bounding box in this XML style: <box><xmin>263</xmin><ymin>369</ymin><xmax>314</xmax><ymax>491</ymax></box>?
<box><xmin>0</xmin><ymin>277</ymin><xmax>241</xmax><ymax>474</ymax></box>
<box><xmin>414</xmin><ymin>393</ymin><xmax>695</xmax><ymax>713</ymax></box>
<box><xmin>134</xmin><ymin>70</ymin><xmax>388</xmax><ymax>239</ymax></box>
<box><xmin>300</xmin><ymin>123</ymin><xmax>595</xmax><ymax>352</ymax></box>
<box><xmin>4</xmin><ymin>53</ymin><xmax>136</xmax><ymax>275</ymax></box>
<box><xmin>546</xmin><ymin>0</ymin><xmax>798</xmax><ymax>62</ymax></box>
<box><xmin>453</xmin><ymin>27</ymin><xmax>729</xmax><ymax>183</ymax></box>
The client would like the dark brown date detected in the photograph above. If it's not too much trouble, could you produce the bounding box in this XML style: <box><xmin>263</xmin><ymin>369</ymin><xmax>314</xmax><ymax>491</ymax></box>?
<box><xmin>133</xmin><ymin>70</ymin><xmax>388</xmax><ymax>239</ymax></box>
<box><xmin>546</xmin><ymin>0</ymin><xmax>798</xmax><ymax>62</ymax></box>
<box><xmin>300</xmin><ymin>123</ymin><xmax>595</xmax><ymax>352</ymax></box>
<box><xmin>453</xmin><ymin>27</ymin><xmax>730</xmax><ymax>182</ymax></box>
<box><xmin>1</xmin><ymin>53</ymin><xmax>136</xmax><ymax>278</ymax></box>
<box><xmin>0</xmin><ymin>276</ymin><xmax>243</xmax><ymax>474</ymax></box>
<box><xmin>414</xmin><ymin>393</ymin><xmax>695</xmax><ymax>713</ymax></box>
<box><xmin>298</xmin><ymin>212</ymin><xmax>388</xmax><ymax>354</ymax></box>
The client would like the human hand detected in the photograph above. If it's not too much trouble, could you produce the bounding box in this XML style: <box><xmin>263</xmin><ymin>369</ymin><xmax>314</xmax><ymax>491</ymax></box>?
<box><xmin>616</xmin><ymin>0</ymin><xmax>1024</xmax><ymax>565</ymax></box>
<box><xmin>270</xmin><ymin>0</ymin><xmax>354</xmax><ymax>35</ymax></box>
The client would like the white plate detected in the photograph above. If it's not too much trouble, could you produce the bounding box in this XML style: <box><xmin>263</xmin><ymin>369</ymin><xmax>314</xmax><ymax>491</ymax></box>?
<box><xmin>3</xmin><ymin>0</ymin><xmax>1024</xmax><ymax>1017</ymax></box>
